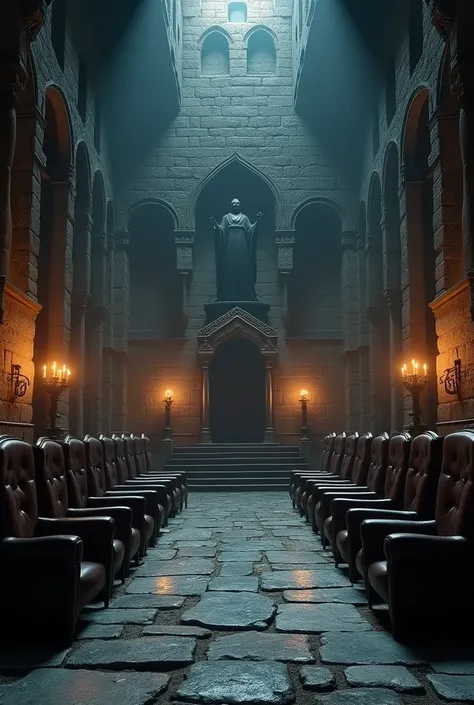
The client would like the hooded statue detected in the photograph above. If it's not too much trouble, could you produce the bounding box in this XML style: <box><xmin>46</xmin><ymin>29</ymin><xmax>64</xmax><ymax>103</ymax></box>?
<box><xmin>210</xmin><ymin>199</ymin><xmax>262</xmax><ymax>302</ymax></box>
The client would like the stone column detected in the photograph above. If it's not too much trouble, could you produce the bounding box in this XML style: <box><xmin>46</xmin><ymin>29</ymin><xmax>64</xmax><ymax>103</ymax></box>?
<box><xmin>264</xmin><ymin>359</ymin><xmax>276</xmax><ymax>443</ymax></box>
<box><xmin>276</xmin><ymin>232</ymin><xmax>295</xmax><ymax>328</ymax></box>
<box><xmin>200</xmin><ymin>360</ymin><xmax>211</xmax><ymax>443</ymax></box>
<box><xmin>86</xmin><ymin>230</ymin><xmax>107</xmax><ymax>434</ymax></box>
<box><xmin>0</xmin><ymin>1</ymin><xmax>48</xmax><ymax>320</ymax></box>
<box><xmin>385</xmin><ymin>288</ymin><xmax>403</xmax><ymax>432</ymax></box>
<box><xmin>112</xmin><ymin>232</ymin><xmax>130</xmax><ymax>432</ymax></box>
<box><xmin>175</xmin><ymin>232</ymin><xmax>194</xmax><ymax>326</ymax></box>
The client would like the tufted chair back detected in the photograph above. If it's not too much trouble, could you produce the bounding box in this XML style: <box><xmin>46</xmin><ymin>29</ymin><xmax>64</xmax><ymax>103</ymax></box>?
<box><xmin>34</xmin><ymin>438</ymin><xmax>69</xmax><ymax>518</ymax></box>
<box><xmin>100</xmin><ymin>435</ymin><xmax>122</xmax><ymax>487</ymax></box>
<box><xmin>321</xmin><ymin>433</ymin><xmax>336</xmax><ymax>473</ymax></box>
<box><xmin>122</xmin><ymin>435</ymin><xmax>138</xmax><ymax>479</ymax></box>
<box><xmin>366</xmin><ymin>433</ymin><xmax>390</xmax><ymax>494</ymax></box>
<box><xmin>350</xmin><ymin>433</ymin><xmax>373</xmax><ymax>484</ymax></box>
<box><xmin>134</xmin><ymin>437</ymin><xmax>148</xmax><ymax>475</ymax></box>
<box><xmin>384</xmin><ymin>432</ymin><xmax>412</xmax><ymax>502</ymax></box>
<box><xmin>435</xmin><ymin>430</ymin><xmax>474</xmax><ymax>538</ymax></box>
<box><xmin>0</xmin><ymin>438</ymin><xmax>38</xmax><ymax>538</ymax></box>
<box><xmin>63</xmin><ymin>436</ymin><xmax>89</xmax><ymax>508</ymax></box>
<box><xmin>84</xmin><ymin>436</ymin><xmax>107</xmax><ymax>497</ymax></box>
<box><xmin>112</xmin><ymin>435</ymin><xmax>130</xmax><ymax>481</ymax></box>
<box><xmin>329</xmin><ymin>433</ymin><xmax>346</xmax><ymax>475</ymax></box>
<box><xmin>404</xmin><ymin>431</ymin><xmax>443</xmax><ymax>517</ymax></box>
<box><xmin>339</xmin><ymin>433</ymin><xmax>359</xmax><ymax>480</ymax></box>
<box><xmin>142</xmin><ymin>435</ymin><xmax>152</xmax><ymax>472</ymax></box>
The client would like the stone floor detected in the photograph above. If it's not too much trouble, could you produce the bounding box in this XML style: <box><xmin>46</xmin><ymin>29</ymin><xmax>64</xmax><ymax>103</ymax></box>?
<box><xmin>1</xmin><ymin>492</ymin><xmax>474</xmax><ymax>704</ymax></box>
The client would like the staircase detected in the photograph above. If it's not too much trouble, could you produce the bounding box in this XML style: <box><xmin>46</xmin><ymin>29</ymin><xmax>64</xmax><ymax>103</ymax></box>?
<box><xmin>166</xmin><ymin>443</ymin><xmax>310</xmax><ymax>492</ymax></box>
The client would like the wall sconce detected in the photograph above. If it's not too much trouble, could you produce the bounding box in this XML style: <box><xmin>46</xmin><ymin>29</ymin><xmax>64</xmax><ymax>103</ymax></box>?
<box><xmin>299</xmin><ymin>389</ymin><xmax>309</xmax><ymax>440</ymax></box>
<box><xmin>401</xmin><ymin>360</ymin><xmax>428</xmax><ymax>434</ymax></box>
<box><xmin>42</xmin><ymin>362</ymin><xmax>71</xmax><ymax>439</ymax></box>
<box><xmin>10</xmin><ymin>364</ymin><xmax>30</xmax><ymax>399</ymax></box>
<box><xmin>439</xmin><ymin>352</ymin><xmax>462</xmax><ymax>396</ymax></box>
<box><xmin>163</xmin><ymin>389</ymin><xmax>173</xmax><ymax>440</ymax></box>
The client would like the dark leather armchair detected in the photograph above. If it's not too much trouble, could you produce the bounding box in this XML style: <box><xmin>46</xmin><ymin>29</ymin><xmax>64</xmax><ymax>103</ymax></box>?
<box><xmin>306</xmin><ymin>432</ymin><xmax>349</xmax><ymax>526</ymax></box>
<box><xmin>333</xmin><ymin>431</ymin><xmax>440</xmax><ymax>582</ymax></box>
<box><xmin>0</xmin><ymin>437</ymin><xmax>111</xmax><ymax>645</ymax></box>
<box><xmin>63</xmin><ymin>436</ymin><xmax>142</xmax><ymax>572</ymax></box>
<box><xmin>34</xmin><ymin>437</ymin><xmax>128</xmax><ymax>596</ymax></box>
<box><xmin>130</xmin><ymin>436</ymin><xmax>175</xmax><ymax>518</ymax></box>
<box><xmin>362</xmin><ymin>430</ymin><xmax>474</xmax><ymax>641</ymax></box>
<box><xmin>138</xmin><ymin>435</ymin><xmax>187</xmax><ymax>512</ymax></box>
<box><xmin>290</xmin><ymin>432</ymin><xmax>335</xmax><ymax>507</ymax></box>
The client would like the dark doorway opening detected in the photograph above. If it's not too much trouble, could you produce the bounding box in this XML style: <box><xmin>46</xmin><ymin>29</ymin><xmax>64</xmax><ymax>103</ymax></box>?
<box><xmin>210</xmin><ymin>338</ymin><xmax>265</xmax><ymax>443</ymax></box>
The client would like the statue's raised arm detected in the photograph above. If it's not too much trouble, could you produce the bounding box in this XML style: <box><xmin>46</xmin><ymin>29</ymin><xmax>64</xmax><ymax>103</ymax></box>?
<box><xmin>210</xmin><ymin>216</ymin><xmax>219</xmax><ymax>230</ymax></box>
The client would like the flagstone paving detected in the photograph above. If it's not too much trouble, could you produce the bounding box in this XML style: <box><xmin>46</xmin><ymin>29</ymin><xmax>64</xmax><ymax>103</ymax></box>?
<box><xmin>2</xmin><ymin>491</ymin><xmax>472</xmax><ymax>704</ymax></box>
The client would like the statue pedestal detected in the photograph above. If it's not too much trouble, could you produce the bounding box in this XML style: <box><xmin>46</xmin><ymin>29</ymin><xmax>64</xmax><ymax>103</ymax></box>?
<box><xmin>204</xmin><ymin>301</ymin><xmax>270</xmax><ymax>324</ymax></box>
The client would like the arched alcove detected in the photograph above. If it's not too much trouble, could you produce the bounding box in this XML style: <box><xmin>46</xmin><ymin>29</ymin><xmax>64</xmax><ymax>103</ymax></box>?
<box><xmin>383</xmin><ymin>142</ymin><xmax>403</xmax><ymax>431</ymax></box>
<box><xmin>228</xmin><ymin>2</ymin><xmax>247</xmax><ymax>22</ymax></box>
<box><xmin>128</xmin><ymin>203</ymin><xmax>182</xmax><ymax>338</ymax></box>
<box><xmin>368</xmin><ymin>172</ymin><xmax>391</xmax><ymax>433</ymax></box>
<box><xmin>247</xmin><ymin>29</ymin><xmax>276</xmax><ymax>75</ymax></box>
<box><xmin>288</xmin><ymin>202</ymin><xmax>342</xmax><ymax>338</ymax></box>
<box><xmin>201</xmin><ymin>32</ymin><xmax>229</xmax><ymax>76</ymax></box>
<box><xmin>403</xmin><ymin>90</ymin><xmax>437</xmax><ymax>429</ymax></box>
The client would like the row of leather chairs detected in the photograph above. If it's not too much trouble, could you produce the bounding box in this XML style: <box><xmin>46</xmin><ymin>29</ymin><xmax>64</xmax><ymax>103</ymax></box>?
<box><xmin>0</xmin><ymin>432</ymin><xmax>188</xmax><ymax>646</ymax></box>
<box><xmin>289</xmin><ymin>429</ymin><xmax>474</xmax><ymax>641</ymax></box>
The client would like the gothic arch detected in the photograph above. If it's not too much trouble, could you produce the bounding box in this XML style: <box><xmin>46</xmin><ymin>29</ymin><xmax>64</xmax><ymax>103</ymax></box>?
<box><xmin>244</xmin><ymin>24</ymin><xmax>278</xmax><ymax>45</ymax></box>
<box><xmin>402</xmin><ymin>86</ymin><xmax>430</xmax><ymax>171</ymax></box>
<box><xmin>246</xmin><ymin>27</ymin><xmax>277</xmax><ymax>74</ymax></box>
<box><xmin>291</xmin><ymin>197</ymin><xmax>345</xmax><ymax>231</ymax></box>
<box><xmin>43</xmin><ymin>85</ymin><xmax>73</xmax><ymax>173</ymax></box>
<box><xmin>188</xmin><ymin>154</ymin><xmax>282</xmax><ymax>228</ymax></box>
<box><xmin>92</xmin><ymin>171</ymin><xmax>106</xmax><ymax>233</ymax></box>
<box><xmin>198</xmin><ymin>26</ymin><xmax>233</xmax><ymax>47</ymax></box>
<box><xmin>382</xmin><ymin>141</ymin><xmax>400</xmax><ymax>198</ymax></box>
<box><xmin>128</xmin><ymin>198</ymin><xmax>179</xmax><ymax>231</ymax></box>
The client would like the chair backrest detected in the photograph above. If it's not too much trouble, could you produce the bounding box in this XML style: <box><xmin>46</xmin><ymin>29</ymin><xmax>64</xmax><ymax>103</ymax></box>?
<box><xmin>121</xmin><ymin>434</ymin><xmax>138</xmax><ymax>479</ymax></box>
<box><xmin>384</xmin><ymin>432</ymin><xmax>412</xmax><ymax>502</ymax></box>
<box><xmin>133</xmin><ymin>437</ymin><xmax>148</xmax><ymax>474</ymax></box>
<box><xmin>366</xmin><ymin>433</ymin><xmax>390</xmax><ymax>493</ymax></box>
<box><xmin>142</xmin><ymin>434</ymin><xmax>153</xmax><ymax>472</ymax></box>
<box><xmin>339</xmin><ymin>432</ymin><xmax>359</xmax><ymax>480</ymax></box>
<box><xmin>100</xmin><ymin>434</ymin><xmax>123</xmax><ymax>487</ymax></box>
<box><xmin>404</xmin><ymin>430</ymin><xmax>443</xmax><ymax>517</ymax></box>
<box><xmin>321</xmin><ymin>433</ymin><xmax>336</xmax><ymax>473</ymax></box>
<box><xmin>435</xmin><ymin>430</ymin><xmax>474</xmax><ymax>538</ymax></box>
<box><xmin>34</xmin><ymin>438</ymin><xmax>69</xmax><ymax>518</ymax></box>
<box><xmin>328</xmin><ymin>432</ymin><xmax>346</xmax><ymax>475</ymax></box>
<box><xmin>0</xmin><ymin>438</ymin><xmax>38</xmax><ymax>538</ymax></box>
<box><xmin>63</xmin><ymin>436</ymin><xmax>89</xmax><ymax>508</ymax></box>
<box><xmin>350</xmin><ymin>432</ymin><xmax>373</xmax><ymax>484</ymax></box>
<box><xmin>112</xmin><ymin>435</ymin><xmax>130</xmax><ymax>481</ymax></box>
<box><xmin>84</xmin><ymin>435</ymin><xmax>107</xmax><ymax>497</ymax></box>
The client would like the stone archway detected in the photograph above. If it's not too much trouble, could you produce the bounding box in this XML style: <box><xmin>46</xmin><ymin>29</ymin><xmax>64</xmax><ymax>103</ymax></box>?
<box><xmin>197</xmin><ymin>307</ymin><xmax>278</xmax><ymax>444</ymax></box>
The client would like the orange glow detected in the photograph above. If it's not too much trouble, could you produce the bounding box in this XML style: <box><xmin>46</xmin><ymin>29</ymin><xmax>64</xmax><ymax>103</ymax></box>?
<box><xmin>164</xmin><ymin>389</ymin><xmax>173</xmax><ymax>401</ymax></box>
<box><xmin>401</xmin><ymin>360</ymin><xmax>428</xmax><ymax>378</ymax></box>
<box><xmin>300</xmin><ymin>389</ymin><xmax>309</xmax><ymax>400</ymax></box>
<box><xmin>43</xmin><ymin>362</ymin><xmax>71</xmax><ymax>383</ymax></box>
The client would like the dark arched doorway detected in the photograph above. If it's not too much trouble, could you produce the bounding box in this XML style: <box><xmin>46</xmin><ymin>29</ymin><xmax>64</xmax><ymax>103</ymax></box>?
<box><xmin>210</xmin><ymin>338</ymin><xmax>265</xmax><ymax>443</ymax></box>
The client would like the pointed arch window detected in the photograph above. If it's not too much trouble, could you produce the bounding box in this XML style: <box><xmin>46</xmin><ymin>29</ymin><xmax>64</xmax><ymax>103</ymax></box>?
<box><xmin>247</xmin><ymin>30</ymin><xmax>276</xmax><ymax>75</ymax></box>
<box><xmin>201</xmin><ymin>32</ymin><xmax>230</xmax><ymax>75</ymax></box>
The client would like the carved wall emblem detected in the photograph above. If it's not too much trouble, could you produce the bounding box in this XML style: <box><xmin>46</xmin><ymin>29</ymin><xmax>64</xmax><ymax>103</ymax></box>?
<box><xmin>197</xmin><ymin>307</ymin><xmax>278</xmax><ymax>358</ymax></box>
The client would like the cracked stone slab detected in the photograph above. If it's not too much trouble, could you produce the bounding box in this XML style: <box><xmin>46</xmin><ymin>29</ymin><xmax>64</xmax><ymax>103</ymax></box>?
<box><xmin>143</xmin><ymin>625</ymin><xmax>212</xmax><ymax>638</ymax></box>
<box><xmin>320</xmin><ymin>633</ymin><xmax>425</xmax><ymax>665</ymax></box>
<box><xmin>173</xmin><ymin>541</ymin><xmax>217</xmax><ymax>548</ymax></box>
<box><xmin>110</xmin><ymin>594</ymin><xmax>185</xmax><ymax>609</ymax></box>
<box><xmin>178</xmin><ymin>547</ymin><xmax>217</xmax><ymax>557</ymax></box>
<box><xmin>81</xmin><ymin>609</ymin><xmax>157</xmax><ymax>625</ymax></box>
<box><xmin>207</xmin><ymin>631</ymin><xmax>314</xmax><ymax>663</ymax></box>
<box><xmin>276</xmin><ymin>604</ymin><xmax>371</xmax><ymax>633</ymax></box>
<box><xmin>208</xmin><ymin>577</ymin><xmax>259</xmax><ymax>592</ymax></box>
<box><xmin>0</xmin><ymin>669</ymin><xmax>169</xmax><ymax>705</ymax></box>
<box><xmin>181</xmin><ymin>591</ymin><xmax>276</xmax><ymax>630</ymax></box>
<box><xmin>126</xmin><ymin>576</ymin><xmax>209</xmax><ymax>596</ymax></box>
<box><xmin>260</xmin><ymin>570</ymin><xmax>350</xmax><ymax>591</ymax></box>
<box><xmin>145</xmin><ymin>549</ymin><xmax>176</xmax><ymax>560</ymax></box>
<box><xmin>300</xmin><ymin>666</ymin><xmax>336</xmax><ymax>691</ymax></box>
<box><xmin>427</xmin><ymin>674</ymin><xmax>474</xmax><ymax>701</ymax></box>
<box><xmin>283</xmin><ymin>588</ymin><xmax>367</xmax><ymax>604</ymax></box>
<box><xmin>345</xmin><ymin>666</ymin><xmax>423</xmax><ymax>693</ymax></box>
<box><xmin>65</xmin><ymin>637</ymin><xmax>196</xmax><ymax>670</ymax></box>
<box><xmin>135</xmin><ymin>558</ymin><xmax>214</xmax><ymax>577</ymax></box>
<box><xmin>166</xmin><ymin>529</ymin><xmax>213</xmax><ymax>541</ymax></box>
<box><xmin>218</xmin><ymin>551</ymin><xmax>263</xmax><ymax>562</ymax></box>
<box><xmin>219</xmin><ymin>562</ymin><xmax>254</xmax><ymax>577</ymax></box>
<box><xmin>272</xmin><ymin>558</ymin><xmax>330</xmax><ymax>569</ymax></box>
<box><xmin>314</xmin><ymin>688</ymin><xmax>402</xmax><ymax>704</ymax></box>
<box><xmin>77</xmin><ymin>624</ymin><xmax>123</xmax><ymax>639</ymax></box>
<box><xmin>266</xmin><ymin>551</ymin><xmax>328</xmax><ymax>565</ymax></box>
<box><xmin>223</xmin><ymin>540</ymin><xmax>286</xmax><ymax>551</ymax></box>
<box><xmin>219</xmin><ymin>531</ymin><xmax>265</xmax><ymax>540</ymax></box>
<box><xmin>175</xmin><ymin>661</ymin><xmax>294</xmax><ymax>704</ymax></box>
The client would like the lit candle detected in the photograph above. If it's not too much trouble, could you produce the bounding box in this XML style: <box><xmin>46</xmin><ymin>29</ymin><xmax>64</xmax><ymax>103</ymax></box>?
<box><xmin>412</xmin><ymin>359</ymin><xmax>416</xmax><ymax>375</ymax></box>
<box><xmin>58</xmin><ymin>367</ymin><xmax>62</xmax><ymax>381</ymax></box>
<box><xmin>52</xmin><ymin>361</ymin><xmax>57</xmax><ymax>377</ymax></box>
<box><xmin>401</xmin><ymin>366</ymin><xmax>405</xmax><ymax>379</ymax></box>
<box><xmin>67</xmin><ymin>368</ymin><xmax>71</xmax><ymax>380</ymax></box>
<box><xmin>63</xmin><ymin>364</ymin><xmax>66</xmax><ymax>379</ymax></box>
<box><xmin>423</xmin><ymin>363</ymin><xmax>427</xmax><ymax>376</ymax></box>
<box><xmin>43</xmin><ymin>365</ymin><xmax>47</xmax><ymax>379</ymax></box>
<box><xmin>415</xmin><ymin>362</ymin><xmax>419</xmax><ymax>375</ymax></box>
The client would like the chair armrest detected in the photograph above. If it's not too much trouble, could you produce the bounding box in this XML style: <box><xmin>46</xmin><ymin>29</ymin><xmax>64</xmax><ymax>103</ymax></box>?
<box><xmin>66</xmin><ymin>507</ymin><xmax>132</xmax><ymax>547</ymax></box>
<box><xmin>87</xmin><ymin>495</ymin><xmax>145</xmax><ymax>534</ymax></box>
<box><xmin>361</xmin><ymin>518</ymin><xmax>436</xmax><ymax>567</ymax></box>
<box><xmin>106</xmin><ymin>489</ymin><xmax>158</xmax><ymax>520</ymax></box>
<box><xmin>36</xmin><ymin>516</ymin><xmax>115</xmax><ymax>566</ymax></box>
<box><xmin>322</xmin><ymin>490</ymin><xmax>376</xmax><ymax>518</ymax></box>
<box><xmin>120</xmin><ymin>483</ymin><xmax>168</xmax><ymax>507</ymax></box>
<box><xmin>385</xmin><ymin>533</ymin><xmax>471</xmax><ymax>565</ymax></box>
<box><xmin>332</xmin><ymin>498</ymin><xmax>394</xmax><ymax>537</ymax></box>
<box><xmin>0</xmin><ymin>534</ymin><xmax>83</xmax><ymax>565</ymax></box>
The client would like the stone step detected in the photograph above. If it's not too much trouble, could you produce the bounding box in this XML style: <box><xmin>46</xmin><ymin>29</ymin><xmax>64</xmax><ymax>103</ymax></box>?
<box><xmin>174</xmin><ymin>446</ymin><xmax>299</xmax><ymax>455</ymax></box>
<box><xmin>168</xmin><ymin>456</ymin><xmax>306</xmax><ymax>466</ymax></box>
<box><xmin>189</xmin><ymin>483</ymin><xmax>288</xmax><ymax>492</ymax></box>
<box><xmin>182</xmin><ymin>468</ymin><xmax>291</xmax><ymax>477</ymax></box>
<box><xmin>188</xmin><ymin>473</ymin><xmax>290</xmax><ymax>484</ymax></box>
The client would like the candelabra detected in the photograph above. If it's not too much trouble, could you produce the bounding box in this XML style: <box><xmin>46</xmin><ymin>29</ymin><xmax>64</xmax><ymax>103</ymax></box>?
<box><xmin>163</xmin><ymin>389</ymin><xmax>173</xmax><ymax>440</ymax></box>
<box><xmin>401</xmin><ymin>360</ymin><xmax>428</xmax><ymax>435</ymax></box>
<box><xmin>42</xmin><ymin>362</ymin><xmax>71</xmax><ymax>439</ymax></box>
<box><xmin>299</xmin><ymin>389</ymin><xmax>310</xmax><ymax>440</ymax></box>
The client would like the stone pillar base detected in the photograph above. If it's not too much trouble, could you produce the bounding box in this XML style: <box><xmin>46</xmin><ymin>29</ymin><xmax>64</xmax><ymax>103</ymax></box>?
<box><xmin>264</xmin><ymin>428</ymin><xmax>277</xmax><ymax>443</ymax></box>
<box><xmin>299</xmin><ymin>437</ymin><xmax>316</xmax><ymax>468</ymax></box>
<box><xmin>159</xmin><ymin>438</ymin><xmax>174</xmax><ymax>466</ymax></box>
<box><xmin>200</xmin><ymin>428</ymin><xmax>212</xmax><ymax>444</ymax></box>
